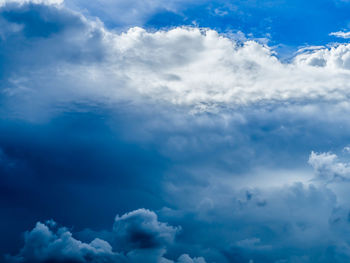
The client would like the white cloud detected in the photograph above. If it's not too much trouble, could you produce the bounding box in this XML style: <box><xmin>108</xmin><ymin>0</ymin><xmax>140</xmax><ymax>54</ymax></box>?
<box><xmin>308</xmin><ymin>151</ymin><xmax>350</xmax><ymax>182</ymax></box>
<box><xmin>5</xmin><ymin>7</ymin><xmax>350</xmax><ymax>116</ymax></box>
<box><xmin>5</xmin><ymin>4</ymin><xmax>350</xmax><ymax>263</ymax></box>
<box><xmin>330</xmin><ymin>31</ymin><xmax>350</xmax><ymax>39</ymax></box>
<box><xmin>0</xmin><ymin>0</ymin><xmax>63</xmax><ymax>7</ymax></box>
<box><xmin>110</xmin><ymin>28</ymin><xmax>350</xmax><ymax>107</ymax></box>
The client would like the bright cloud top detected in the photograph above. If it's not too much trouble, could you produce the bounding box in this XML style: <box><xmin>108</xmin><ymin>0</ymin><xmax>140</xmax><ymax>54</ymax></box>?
<box><xmin>6</xmin><ymin>209</ymin><xmax>204</xmax><ymax>263</ymax></box>
<box><xmin>3</xmin><ymin>2</ymin><xmax>350</xmax><ymax>263</ymax></box>
<box><xmin>0</xmin><ymin>0</ymin><xmax>63</xmax><ymax>7</ymax></box>
<box><xmin>3</xmin><ymin>2</ymin><xmax>350</xmax><ymax>118</ymax></box>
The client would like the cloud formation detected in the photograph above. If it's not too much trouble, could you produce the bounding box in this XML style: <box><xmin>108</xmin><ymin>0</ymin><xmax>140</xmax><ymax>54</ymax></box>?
<box><xmin>7</xmin><ymin>178</ymin><xmax>350</xmax><ymax>263</ymax></box>
<box><xmin>309</xmin><ymin>151</ymin><xmax>350</xmax><ymax>182</ymax></box>
<box><xmin>330</xmin><ymin>31</ymin><xmax>350</xmax><ymax>39</ymax></box>
<box><xmin>3</xmin><ymin>2</ymin><xmax>350</xmax><ymax>263</ymax></box>
<box><xmin>4</xmin><ymin>1</ymin><xmax>350</xmax><ymax>120</ymax></box>
<box><xmin>6</xmin><ymin>220</ymin><xmax>119</xmax><ymax>263</ymax></box>
<box><xmin>0</xmin><ymin>0</ymin><xmax>63</xmax><ymax>7</ymax></box>
<box><xmin>113</xmin><ymin>209</ymin><xmax>180</xmax><ymax>250</ymax></box>
<box><xmin>6</xmin><ymin>209</ymin><xmax>204</xmax><ymax>263</ymax></box>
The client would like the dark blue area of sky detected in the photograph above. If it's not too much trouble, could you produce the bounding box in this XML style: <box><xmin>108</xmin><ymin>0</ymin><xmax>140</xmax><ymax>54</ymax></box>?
<box><xmin>0</xmin><ymin>111</ymin><xmax>169</xmax><ymax>254</ymax></box>
<box><xmin>145</xmin><ymin>0</ymin><xmax>350</xmax><ymax>49</ymax></box>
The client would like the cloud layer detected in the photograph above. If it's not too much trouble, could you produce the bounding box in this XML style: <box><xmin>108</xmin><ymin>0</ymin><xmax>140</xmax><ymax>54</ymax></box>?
<box><xmin>6</xmin><ymin>209</ymin><xmax>204</xmax><ymax>263</ymax></box>
<box><xmin>3</xmin><ymin>0</ymin><xmax>350</xmax><ymax>119</ymax></box>
<box><xmin>3</xmin><ymin>1</ymin><xmax>350</xmax><ymax>263</ymax></box>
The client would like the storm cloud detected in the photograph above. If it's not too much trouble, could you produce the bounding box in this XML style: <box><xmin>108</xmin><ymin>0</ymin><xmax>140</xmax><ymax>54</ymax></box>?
<box><xmin>2</xmin><ymin>1</ymin><xmax>350</xmax><ymax>263</ymax></box>
<box><xmin>5</xmin><ymin>209</ymin><xmax>204</xmax><ymax>263</ymax></box>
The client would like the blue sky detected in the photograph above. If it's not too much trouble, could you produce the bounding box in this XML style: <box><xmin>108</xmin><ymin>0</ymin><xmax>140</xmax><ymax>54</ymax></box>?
<box><xmin>2</xmin><ymin>1</ymin><xmax>350</xmax><ymax>263</ymax></box>
<box><xmin>66</xmin><ymin>0</ymin><xmax>350</xmax><ymax>54</ymax></box>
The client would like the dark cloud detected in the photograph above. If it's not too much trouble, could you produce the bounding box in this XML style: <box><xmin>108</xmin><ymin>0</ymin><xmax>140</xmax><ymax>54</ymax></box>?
<box><xmin>1</xmin><ymin>3</ymin><xmax>81</xmax><ymax>38</ymax></box>
<box><xmin>5</xmin><ymin>209</ymin><xmax>203</xmax><ymax>263</ymax></box>
<box><xmin>3</xmin><ymin>1</ymin><xmax>350</xmax><ymax>263</ymax></box>
<box><xmin>113</xmin><ymin>209</ymin><xmax>180</xmax><ymax>250</ymax></box>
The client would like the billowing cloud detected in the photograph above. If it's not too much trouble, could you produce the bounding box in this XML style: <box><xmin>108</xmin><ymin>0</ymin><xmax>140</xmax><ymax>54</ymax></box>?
<box><xmin>176</xmin><ymin>254</ymin><xmax>206</xmax><ymax>263</ymax></box>
<box><xmin>4</xmin><ymin>1</ymin><xmax>350</xmax><ymax>120</ymax></box>
<box><xmin>113</xmin><ymin>209</ymin><xmax>180</xmax><ymax>251</ymax></box>
<box><xmin>5</xmin><ymin>220</ymin><xmax>120</xmax><ymax>263</ymax></box>
<box><xmin>6</xmin><ymin>209</ymin><xmax>203</xmax><ymax>263</ymax></box>
<box><xmin>309</xmin><ymin>151</ymin><xmax>350</xmax><ymax>182</ymax></box>
<box><xmin>4</xmin><ymin>2</ymin><xmax>350</xmax><ymax>263</ymax></box>
<box><xmin>7</xmin><ymin>181</ymin><xmax>350</xmax><ymax>263</ymax></box>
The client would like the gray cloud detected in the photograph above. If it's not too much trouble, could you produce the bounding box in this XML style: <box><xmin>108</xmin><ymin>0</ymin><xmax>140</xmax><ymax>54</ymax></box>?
<box><xmin>6</xmin><ymin>209</ymin><xmax>203</xmax><ymax>263</ymax></box>
<box><xmin>4</xmin><ymin>2</ymin><xmax>350</xmax><ymax>263</ymax></box>
<box><xmin>113</xmin><ymin>209</ymin><xmax>180</xmax><ymax>251</ymax></box>
<box><xmin>5</xmin><ymin>220</ymin><xmax>121</xmax><ymax>263</ymax></box>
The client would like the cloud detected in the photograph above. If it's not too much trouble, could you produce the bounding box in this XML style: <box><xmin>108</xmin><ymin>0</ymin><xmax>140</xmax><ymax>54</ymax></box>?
<box><xmin>5</xmin><ymin>2</ymin><xmax>350</xmax><ymax>263</ymax></box>
<box><xmin>5</xmin><ymin>220</ymin><xmax>120</xmax><ymax>263</ymax></box>
<box><xmin>63</xmin><ymin>0</ymin><xmax>195</xmax><ymax>27</ymax></box>
<box><xmin>8</xmin><ymin>182</ymin><xmax>350</xmax><ymax>263</ymax></box>
<box><xmin>4</xmin><ymin>2</ymin><xmax>350</xmax><ymax>120</ymax></box>
<box><xmin>176</xmin><ymin>254</ymin><xmax>206</xmax><ymax>263</ymax></box>
<box><xmin>309</xmin><ymin>151</ymin><xmax>350</xmax><ymax>182</ymax></box>
<box><xmin>163</xmin><ymin>181</ymin><xmax>350</xmax><ymax>262</ymax></box>
<box><xmin>330</xmin><ymin>31</ymin><xmax>350</xmax><ymax>39</ymax></box>
<box><xmin>113</xmin><ymin>209</ymin><xmax>180</xmax><ymax>250</ymax></box>
<box><xmin>156</xmin><ymin>150</ymin><xmax>350</xmax><ymax>262</ymax></box>
<box><xmin>6</xmin><ymin>209</ymin><xmax>203</xmax><ymax>263</ymax></box>
<box><xmin>0</xmin><ymin>0</ymin><xmax>63</xmax><ymax>7</ymax></box>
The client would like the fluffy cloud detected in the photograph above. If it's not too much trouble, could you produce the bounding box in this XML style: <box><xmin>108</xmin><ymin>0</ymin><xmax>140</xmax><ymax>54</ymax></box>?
<box><xmin>4</xmin><ymin>2</ymin><xmax>350</xmax><ymax>263</ymax></box>
<box><xmin>309</xmin><ymin>151</ymin><xmax>350</xmax><ymax>181</ymax></box>
<box><xmin>8</xmin><ymin>181</ymin><xmax>350</xmax><ymax>263</ymax></box>
<box><xmin>6</xmin><ymin>209</ymin><xmax>203</xmax><ymax>263</ymax></box>
<box><xmin>4</xmin><ymin>1</ymin><xmax>350</xmax><ymax>120</ymax></box>
<box><xmin>176</xmin><ymin>254</ymin><xmax>206</xmax><ymax>263</ymax></box>
<box><xmin>113</xmin><ymin>209</ymin><xmax>180</xmax><ymax>250</ymax></box>
<box><xmin>5</xmin><ymin>220</ymin><xmax>120</xmax><ymax>263</ymax></box>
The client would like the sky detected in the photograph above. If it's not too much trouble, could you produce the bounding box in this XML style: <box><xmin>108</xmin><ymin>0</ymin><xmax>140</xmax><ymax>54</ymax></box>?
<box><xmin>2</xmin><ymin>0</ymin><xmax>350</xmax><ymax>262</ymax></box>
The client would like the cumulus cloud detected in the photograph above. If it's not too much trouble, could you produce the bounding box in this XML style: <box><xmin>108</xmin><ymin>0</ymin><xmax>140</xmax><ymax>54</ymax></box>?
<box><xmin>161</xmin><ymin>179</ymin><xmax>350</xmax><ymax>263</ymax></box>
<box><xmin>11</xmin><ymin>190</ymin><xmax>350</xmax><ymax>263</ymax></box>
<box><xmin>309</xmin><ymin>151</ymin><xmax>350</xmax><ymax>182</ymax></box>
<box><xmin>176</xmin><ymin>254</ymin><xmax>206</xmax><ymax>263</ymax></box>
<box><xmin>5</xmin><ymin>220</ymin><xmax>120</xmax><ymax>263</ymax></box>
<box><xmin>4</xmin><ymin>2</ymin><xmax>350</xmax><ymax>120</ymax></box>
<box><xmin>113</xmin><ymin>209</ymin><xmax>180</xmax><ymax>251</ymax></box>
<box><xmin>5</xmin><ymin>2</ymin><xmax>350</xmax><ymax>263</ymax></box>
<box><xmin>6</xmin><ymin>209</ymin><xmax>203</xmax><ymax>263</ymax></box>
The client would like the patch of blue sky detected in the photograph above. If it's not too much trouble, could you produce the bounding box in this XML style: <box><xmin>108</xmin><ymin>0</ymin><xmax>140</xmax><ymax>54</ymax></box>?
<box><xmin>142</xmin><ymin>0</ymin><xmax>350</xmax><ymax>57</ymax></box>
<box><xmin>66</xmin><ymin>0</ymin><xmax>350</xmax><ymax>51</ymax></box>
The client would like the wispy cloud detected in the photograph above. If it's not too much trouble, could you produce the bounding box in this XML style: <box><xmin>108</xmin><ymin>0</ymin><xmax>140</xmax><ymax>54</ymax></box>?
<box><xmin>330</xmin><ymin>31</ymin><xmax>350</xmax><ymax>39</ymax></box>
